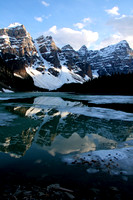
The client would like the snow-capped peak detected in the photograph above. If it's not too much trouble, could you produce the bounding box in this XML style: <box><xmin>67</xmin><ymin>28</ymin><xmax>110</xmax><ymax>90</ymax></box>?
<box><xmin>8</xmin><ymin>22</ymin><xmax>23</xmax><ymax>29</ymax></box>
<box><xmin>116</xmin><ymin>40</ymin><xmax>130</xmax><ymax>49</ymax></box>
<box><xmin>61</xmin><ymin>44</ymin><xmax>74</xmax><ymax>51</ymax></box>
<box><xmin>78</xmin><ymin>45</ymin><xmax>88</xmax><ymax>56</ymax></box>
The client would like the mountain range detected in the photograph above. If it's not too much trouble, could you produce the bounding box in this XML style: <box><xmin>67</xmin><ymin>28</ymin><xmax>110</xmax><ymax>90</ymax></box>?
<box><xmin>0</xmin><ymin>23</ymin><xmax>133</xmax><ymax>92</ymax></box>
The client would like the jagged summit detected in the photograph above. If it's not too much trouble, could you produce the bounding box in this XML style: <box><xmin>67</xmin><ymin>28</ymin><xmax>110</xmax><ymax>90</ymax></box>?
<box><xmin>36</xmin><ymin>35</ymin><xmax>60</xmax><ymax>52</ymax></box>
<box><xmin>79</xmin><ymin>45</ymin><xmax>88</xmax><ymax>50</ymax></box>
<box><xmin>8</xmin><ymin>22</ymin><xmax>23</xmax><ymax>29</ymax></box>
<box><xmin>115</xmin><ymin>40</ymin><xmax>130</xmax><ymax>48</ymax></box>
<box><xmin>61</xmin><ymin>44</ymin><xmax>74</xmax><ymax>51</ymax></box>
<box><xmin>0</xmin><ymin>23</ymin><xmax>36</xmax><ymax>57</ymax></box>
<box><xmin>100</xmin><ymin>40</ymin><xmax>131</xmax><ymax>54</ymax></box>
<box><xmin>87</xmin><ymin>39</ymin><xmax>133</xmax><ymax>76</ymax></box>
<box><xmin>78</xmin><ymin>45</ymin><xmax>88</xmax><ymax>56</ymax></box>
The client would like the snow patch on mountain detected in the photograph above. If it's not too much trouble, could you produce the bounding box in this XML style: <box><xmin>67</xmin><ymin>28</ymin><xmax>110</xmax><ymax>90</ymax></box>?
<box><xmin>34</xmin><ymin>39</ymin><xmax>52</xmax><ymax>69</ymax></box>
<box><xmin>92</xmin><ymin>70</ymin><xmax>99</xmax><ymax>78</ymax></box>
<box><xmin>8</xmin><ymin>23</ymin><xmax>23</xmax><ymax>29</ymax></box>
<box><xmin>26</xmin><ymin>65</ymin><xmax>84</xmax><ymax>90</ymax></box>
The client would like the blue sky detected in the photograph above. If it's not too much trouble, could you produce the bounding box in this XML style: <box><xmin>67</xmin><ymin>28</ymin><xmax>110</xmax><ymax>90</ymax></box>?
<box><xmin>0</xmin><ymin>0</ymin><xmax>133</xmax><ymax>50</ymax></box>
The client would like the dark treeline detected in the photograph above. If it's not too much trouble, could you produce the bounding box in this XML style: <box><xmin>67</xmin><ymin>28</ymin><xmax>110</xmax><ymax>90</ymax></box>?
<box><xmin>57</xmin><ymin>73</ymin><xmax>133</xmax><ymax>95</ymax></box>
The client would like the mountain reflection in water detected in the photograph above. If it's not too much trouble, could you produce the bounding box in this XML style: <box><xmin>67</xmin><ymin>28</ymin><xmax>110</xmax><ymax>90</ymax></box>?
<box><xmin>0</xmin><ymin>94</ymin><xmax>133</xmax><ymax>158</ymax></box>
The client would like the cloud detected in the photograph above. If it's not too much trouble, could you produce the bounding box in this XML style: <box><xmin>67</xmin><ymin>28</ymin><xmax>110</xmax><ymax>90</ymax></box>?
<box><xmin>94</xmin><ymin>34</ymin><xmax>123</xmax><ymax>50</ymax></box>
<box><xmin>41</xmin><ymin>1</ymin><xmax>50</xmax><ymax>7</ymax></box>
<box><xmin>105</xmin><ymin>6</ymin><xmax>120</xmax><ymax>16</ymax></box>
<box><xmin>95</xmin><ymin>15</ymin><xmax>133</xmax><ymax>49</ymax></box>
<box><xmin>107</xmin><ymin>15</ymin><xmax>133</xmax><ymax>36</ymax></box>
<box><xmin>49</xmin><ymin>26</ymin><xmax>57</xmax><ymax>34</ymax></box>
<box><xmin>34</xmin><ymin>14</ymin><xmax>51</xmax><ymax>22</ymax></box>
<box><xmin>74</xmin><ymin>23</ymin><xmax>85</xmax><ymax>29</ymax></box>
<box><xmin>44</xmin><ymin>26</ymin><xmax>99</xmax><ymax>50</ymax></box>
<box><xmin>34</xmin><ymin>16</ymin><xmax>43</xmax><ymax>22</ymax></box>
<box><xmin>43</xmin><ymin>14</ymin><xmax>52</xmax><ymax>19</ymax></box>
<box><xmin>73</xmin><ymin>17</ymin><xmax>92</xmax><ymax>30</ymax></box>
<box><xmin>82</xmin><ymin>17</ymin><xmax>92</xmax><ymax>23</ymax></box>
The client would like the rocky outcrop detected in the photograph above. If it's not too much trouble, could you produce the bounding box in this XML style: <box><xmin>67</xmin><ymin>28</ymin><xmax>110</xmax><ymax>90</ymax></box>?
<box><xmin>0</xmin><ymin>23</ymin><xmax>42</xmax><ymax>78</ymax></box>
<box><xmin>35</xmin><ymin>35</ymin><xmax>61</xmax><ymax>68</ymax></box>
<box><xmin>60</xmin><ymin>44</ymin><xmax>79</xmax><ymax>67</ymax></box>
<box><xmin>0</xmin><ymin>23</ymin><xmax>37</xmax><ymax>58</ymax></box>
<box><xmin>0</xmin><ymin>23</ymin><xmax>42</xmax><ymax>91</ymax></box>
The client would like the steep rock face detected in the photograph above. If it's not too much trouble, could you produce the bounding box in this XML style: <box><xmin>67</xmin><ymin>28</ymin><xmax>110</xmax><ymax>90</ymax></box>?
<box><xmin>59</xmin><ymin>45</ymin><xmax>81</xmax><ymax>74</ymax></box>
<box><xmin>35</xmin><ymin>35</ymin><xmax>61</xmax><ymax>69</ymax></box>
<box><xmin>60</xmin><ymin>44</ymin><xmax>79</xmax><ymax>67</ymax></box>
<box><xmin>0</xmin><ymin>54</ymin><xmax>41</xmax><ymax>92</ymax></box>
<box><xmin>59</xmin><ymin>44</ymin><xmax>91</xmax><ymax>78</ymax></box>
<box><xmin>0</xmin><ymin>23</ymin><xmax>37</xmax><ymax>58</ymax></box>
<box><xmin>87</xmin><ymin>40</ymin><xmax>133</xmax><ymax>76</ymax></box>
<box><xmin>0</xmin><ymin>23</ymin><xmax>42</xmax><ymax>91</ymax></box>
<box><xmin>78</xmin><ymin>45</ymin><xmax>88</xmax><ymax>60</ymax></box>
<box><xmin>0</xmin><ymin>23</ymin><xmax>40</xmax><ymax>79</ymax></box>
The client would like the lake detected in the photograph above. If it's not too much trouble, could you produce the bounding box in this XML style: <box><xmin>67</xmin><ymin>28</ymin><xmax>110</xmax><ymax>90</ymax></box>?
<box><xmin>0</xmin><ymin>92</ymin><xmax>133</xmax><ymax>199</ymax></box>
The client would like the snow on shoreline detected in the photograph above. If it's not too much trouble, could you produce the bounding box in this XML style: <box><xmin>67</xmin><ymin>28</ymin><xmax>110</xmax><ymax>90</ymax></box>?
<box><xmin>62</xmin><ymin>146</ymin><xmax>133</xmax><ymax>175</ymax></box>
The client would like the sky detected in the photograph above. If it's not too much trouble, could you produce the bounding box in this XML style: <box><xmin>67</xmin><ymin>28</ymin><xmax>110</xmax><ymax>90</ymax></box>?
<box><xmin>0</xmin><ymin>0</ymin><xmax>133</xmax><ymax>50</ymax></box>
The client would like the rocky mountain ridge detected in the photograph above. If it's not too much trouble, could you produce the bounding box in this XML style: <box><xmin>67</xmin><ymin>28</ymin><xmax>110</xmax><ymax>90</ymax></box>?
<box><xmin>87</xmin><ymin>40</ymin><xmax>133</xmax><ymax>76</ymax></box>
<box><xmin>0</xmin><ymin>23</ymin><xmax>133</xmax><ymax>92</ymax></box>
<box><xmin>0</xmin><ymin>23</ymin><xmax>37</xmax><ymax>57</ymax></box>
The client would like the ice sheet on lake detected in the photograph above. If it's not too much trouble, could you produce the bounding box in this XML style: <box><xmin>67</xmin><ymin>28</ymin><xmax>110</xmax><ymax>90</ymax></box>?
<box><xmin>62</xmin><ymin>94</ymin><xmax>133</xmax><ymax>104</ymax></box>
<box><xmin>2</xmin><ymin>88</ymin><xmax>14</xmax><ymax>93</ymax></box>
<box><xmin>87</xmin><ymin>96</ymin><xmax>133</xmax><ymax>104</ymax></box>
<box><xmin>0</xmin><ymin>92</ymin><xmax>133</xmax><ymax>105</ymax></box>
<box><xmin>63</xmin><ymin>146</ymin><xmax>133</xmax><ymax>175</ymax></box>
<box><xmin>24</xmin><ymin>96</ymin><xmax>133</xmax><ymax>121</ymax></box>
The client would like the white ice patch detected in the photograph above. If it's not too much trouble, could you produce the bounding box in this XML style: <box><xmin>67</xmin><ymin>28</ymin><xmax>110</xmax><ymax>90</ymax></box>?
<box><xmin>68</xmin><ymin>106</ymin><xmax>133</xmax><ymax>121</ymax></box>
<box><xmin>67</xmin><ymin>95</ymin><xmax>133</xmax><ymax>105</ymax></box>
<box><xmin>2</xmin><ymin>88</ymin><xmax>14</xmax><ymax>93</ymax></box>
<box><xmin>87</xmin><ymin>96</ymin><xmax>133</xmax><ymax>104</ymax></box>
<box><xmin>63</xmin><ymin>147</ymin><xmax>133</xmax><ymax>175</ymax></box>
